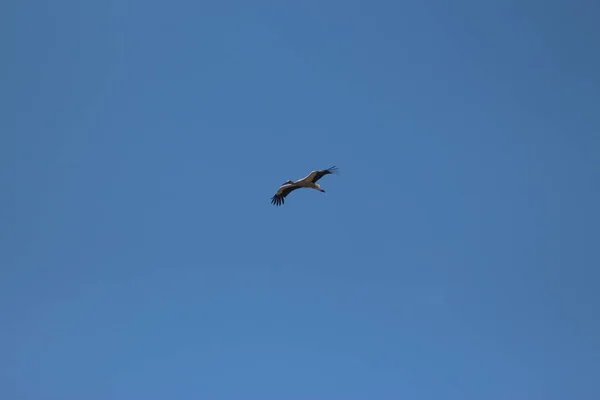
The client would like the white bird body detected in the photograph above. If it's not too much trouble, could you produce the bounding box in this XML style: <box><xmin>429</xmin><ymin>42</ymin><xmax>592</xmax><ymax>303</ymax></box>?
<box><xmin>271</xmin><ymin>166</ymin><xmax>338</xmax><ymax>206</ymax></box>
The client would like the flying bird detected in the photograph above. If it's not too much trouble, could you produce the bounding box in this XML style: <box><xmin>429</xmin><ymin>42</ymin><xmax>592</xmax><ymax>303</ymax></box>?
<box><xmin>271</xmin><ymin>166</ymin><xmax>339</xmax><ymax>206</ymax></box>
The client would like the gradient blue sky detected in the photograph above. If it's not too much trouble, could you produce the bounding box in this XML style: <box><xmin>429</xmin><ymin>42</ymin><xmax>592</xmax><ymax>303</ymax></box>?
<box><xmin>2</xmin><ymin>1</ymin><xmax>599</xmax><ymax>399</ymax></box>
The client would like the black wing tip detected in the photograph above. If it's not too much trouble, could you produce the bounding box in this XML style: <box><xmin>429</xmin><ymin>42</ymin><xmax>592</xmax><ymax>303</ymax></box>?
<box><xmin>324</xmin><ymin>166</ymin><xmax>339</xmax><ymax>174</ymax></box>
<box><xmin>271</xmin><ymin>195</ymin><xmax>284</xmax><ymax>206</ymax></box>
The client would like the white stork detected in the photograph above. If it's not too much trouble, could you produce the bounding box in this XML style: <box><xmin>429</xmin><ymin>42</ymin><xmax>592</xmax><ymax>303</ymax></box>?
<box><xmin>271</xmin><ymin>166</ymin><xmax>339</xmax><ymax>206</ymax></box>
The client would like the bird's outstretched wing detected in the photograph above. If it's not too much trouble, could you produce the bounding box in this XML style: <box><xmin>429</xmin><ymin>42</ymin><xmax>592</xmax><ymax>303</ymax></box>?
<box><xmin>306</xmin><ymin>166</ymin><xmax>339</xmax><ymax>183</ymax></box>
<box><xmin>271</xmin><ymin>183</ymin><xmax>301</xmax><ymax>206</ymax></box>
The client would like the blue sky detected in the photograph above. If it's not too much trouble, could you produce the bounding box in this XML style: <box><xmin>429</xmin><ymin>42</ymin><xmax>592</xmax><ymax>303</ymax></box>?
<box><xmin>2</xmin><ymin>0</ymin><xmax>599</xmax><ymax>398</ymax></box>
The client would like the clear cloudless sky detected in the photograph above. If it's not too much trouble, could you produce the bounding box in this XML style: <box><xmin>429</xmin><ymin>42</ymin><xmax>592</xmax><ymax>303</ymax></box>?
<box><xmin>2</xmin><ymin>1</ymin><xmax>599</xmax><ymax>399</ymax></box>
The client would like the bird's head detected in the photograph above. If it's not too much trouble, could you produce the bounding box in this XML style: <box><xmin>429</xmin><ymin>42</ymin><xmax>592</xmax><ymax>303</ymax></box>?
<box><xmin>283</xmin><ymin>180</ymin><xmax>294</xmax><ymax>185</ymax></box>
